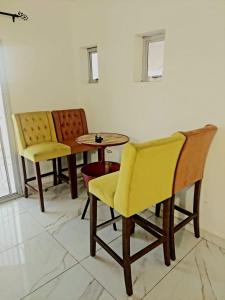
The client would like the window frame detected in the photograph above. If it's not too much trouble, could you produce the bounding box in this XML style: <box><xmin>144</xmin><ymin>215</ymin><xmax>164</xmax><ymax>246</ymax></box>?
<box><xmin>87</xmin><ymin>46</ymin><xmax>99</xmax><ymax>83</ymax></box>
<box><xmin>142</xmin><ymin>31</ymin><xmax>165</xmax><ymax>82</ymax></box>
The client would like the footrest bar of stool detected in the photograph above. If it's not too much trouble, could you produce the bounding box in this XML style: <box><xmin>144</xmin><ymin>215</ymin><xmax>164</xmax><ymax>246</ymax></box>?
<box><xmin>174</xmin><ymin>205</ymin><xmax>193</xmax><ymax>216</ymax></box>
<box><xmin>130</xmin><ymin>238</ymin><xmax>163</xmax><ymax>264</ymax></box>
<box><xmin>58</xmin><ymin>173</ymin><xmax>69</xmax><ymax>183</ymax></box>
<box><xmin>97</xmin><ymin>215</ymin><xmax>121</xmax><ymax>231</ymax></box>
<box><xmin>133</xmin><ymin>214</ymin><xmax>163</xmax><ymax>235</ymax></box>
<box><xmin>26</xmin><ymin>171</ymin><xmax>55</xmax><ymax>182</ymax></box>
<box><xmin>174</xmin><ymin>214</ymin><xmax>197</xmax><ymax>232</ymax></box>
<box><xmin>94</xmin><ymin>235</ymin><xmax>123</xmax><ymax>266</ymax></box>
<box><xmin>25</xmin><ymin>183</ymin><xmax>38</xmax><ymax>193</ymax></box>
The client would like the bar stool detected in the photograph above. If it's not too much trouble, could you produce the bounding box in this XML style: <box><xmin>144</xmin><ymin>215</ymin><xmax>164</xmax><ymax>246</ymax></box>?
<box><xmin>155</xmin><ymin>125</ymin><xmax>217</xmax><ymax>260</ymax></box>
<box><xmin>12</xmin><ymin>111</ymin><xmax>71</xmax><ymax>212</ymax></box>
<box><xmin>52</xmin><ymin>108</ymin><xmax>100</xmax><ymax>198</ymax></box>
<box><xmin>89</xmin><ymin>133</ymin><xmax>185</xmax><ymax>295</ymax></box>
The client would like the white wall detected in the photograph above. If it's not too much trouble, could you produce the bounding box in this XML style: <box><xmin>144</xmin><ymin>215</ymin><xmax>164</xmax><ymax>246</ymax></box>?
<box><xmin>0</xmin><ymin>0</ymin><xmax>80</xmax><ymax>112</ymax></box>
<box><xmin>0</xmin><ymin>0</ymin><xmax>81</xmax><ymax>185</ymax></box>
<box><xmin>71</xmin><ymin>0</ymin><xmax>225</xmax><ymax>239</ymax></box>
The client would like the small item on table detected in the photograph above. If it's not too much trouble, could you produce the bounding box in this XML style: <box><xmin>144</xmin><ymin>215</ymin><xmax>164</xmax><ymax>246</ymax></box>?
<box><xmin>95</xmin><ymin>134</ymin><xmax>103</xmax><ymax>143</ymax></box>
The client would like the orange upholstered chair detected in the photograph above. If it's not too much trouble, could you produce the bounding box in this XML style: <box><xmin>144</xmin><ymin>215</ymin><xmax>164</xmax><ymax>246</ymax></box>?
<box><xmin>155</xmin><ymin>124</ymin><xmax>217</xmax><ymax>260</ymax></box>
<box><xmin>52</xmin><ymin>109</ymin><xmax>99</xmax><ymax>197</ymax></box>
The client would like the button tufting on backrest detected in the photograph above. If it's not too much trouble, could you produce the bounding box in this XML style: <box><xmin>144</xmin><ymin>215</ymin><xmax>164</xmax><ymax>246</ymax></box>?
<box><xmin>52</xmin><ymin>109</ymin><xmax>88</xmax><ymax>142</ymax></box>
<box><xmin>19</xmin><ymin>112</ymin><xmax>52</xmax><ymax>146</ymax></box>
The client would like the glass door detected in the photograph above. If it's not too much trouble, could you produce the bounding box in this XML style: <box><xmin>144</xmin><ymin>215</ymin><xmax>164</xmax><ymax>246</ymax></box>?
<box><xmin>0</xmin><ymin>84</ymin><xmax>16</xmax><ymax>198</ymax></box>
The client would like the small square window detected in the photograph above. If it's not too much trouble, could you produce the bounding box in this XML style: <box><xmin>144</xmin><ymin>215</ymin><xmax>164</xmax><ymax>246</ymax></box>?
<box><xmin>142</xmin><ymin>31</ymin><xmax>165</xmax><ymax>81</ymax></box>
<box><xmin>87</xmin><ymin>47</ymin><xmax>99</xmax><ymax>83</ymax></box>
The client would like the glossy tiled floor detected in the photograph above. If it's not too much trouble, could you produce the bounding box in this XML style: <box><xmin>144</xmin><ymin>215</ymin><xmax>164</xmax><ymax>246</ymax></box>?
<box><xmin>0</xmin><ymin>155</ymin><xmax>9</xmax><ymax>197</ymax></box>
<box><xmin>0</xmin><ymin>178</ymin><xmax>224</xmax><ymax>300</ymax></box>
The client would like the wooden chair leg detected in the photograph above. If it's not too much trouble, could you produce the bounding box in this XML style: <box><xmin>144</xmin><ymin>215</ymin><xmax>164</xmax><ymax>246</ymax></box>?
<box><xmin>57</xmin><ymin>157</ymin><xmax>62</xmax><ymax>184</ymax></box>
<box><xmin>90</xmin><ymin>194</ymin><xmax>97</xmax><ymax>257</ymax></box>
<box><xmin>163</xmin><ymin>198</ymin><xmax>171</xmax><ymax>266</ymax></box>
<box><xmin>169</xmin><ymin>195</ymin><xmax>176</xmax><ymax>261</ymax></box>
<box><xmin>21</xmin><ymin>156</ymin><xmax>29</xmax><ymax>198</ymax></box>
<box><xmin>81</xmin><ymin>197</ymin><xmax>90</xmax><ymax>219</ymax></box>
<box><xmin>67</xmin><ymin>154</ymin><xmax>78</xmax><ymax>199</ymax></box>
<box><xmin>193</xmin><ymin>180</ymin><xmax>202</xmax><ymax>238</ymax></box>
<box><xmin>83</xmin><ymin>151</ymin><xmax>88</xmax><ymax>165</ymax></box>
<box><xmin>130</xmin><ymin>220</ymin><xmax>135</xmax><ymax>235</ymax></box>
<box><xmin>155</xmin><ymin>203</ymin><xmax>161</xmax><ymax>217</ymax></box>
<box><xmin>35</xmin><ymin>162</ymin><xmax>45</xmax><ymax>212</ymax></box>
<box><xmin>110</xmin><ymin>207</ymin><xmax>117</xmax><ymax>231</ymax></box>
<box><xmin>52</xmin><ymin>158</ymin><xmax>57</xmax><ymax>186</ymax></box>
<box><xmin>122</xmin><ymin>217</ymin><xmax>133</xmax><ymax>296</ymax></box>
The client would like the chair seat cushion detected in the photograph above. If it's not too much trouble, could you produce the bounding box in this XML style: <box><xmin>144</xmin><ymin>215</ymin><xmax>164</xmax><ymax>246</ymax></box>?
<box><xmin>89</xmin><ymin>171</ymin><xmax>119</xmax><ymax>208</ymax></box>
<box><xmin>22</xmin><ymin>142</ymin><xmax>71</xmax><ymax>162</ymax></box>
<box><xmin>63</xmin><ymin>139</ymin><xmax>97</xmax><ymax>154</ymax></box>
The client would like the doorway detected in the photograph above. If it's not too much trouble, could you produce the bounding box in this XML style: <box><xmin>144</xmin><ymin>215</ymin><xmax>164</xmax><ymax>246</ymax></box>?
<box><xmin>0</xmin><ymin>84</ymin><xmax>16</xmax><ymax>198</ymax></box>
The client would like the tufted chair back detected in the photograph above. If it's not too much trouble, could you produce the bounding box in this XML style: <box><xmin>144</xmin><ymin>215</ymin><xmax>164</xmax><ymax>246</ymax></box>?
<box><xmin>12</xmin><ymin>111</ymin><xmax>57</xmax><ymax>154</ymax></box>
<box><xmin>114</xmin><ymin>133</ymin><xmax>186</xmax><ymax>217</ymax></box>
<box><xmin>173</xmin><ymin>124</ymin><xmax>217</xmax><ymax>193</ymax></box>
<box><xmin>52</xmin><ymin>109</ymin><xmax>88</xmax><ymax>142</ymax></box>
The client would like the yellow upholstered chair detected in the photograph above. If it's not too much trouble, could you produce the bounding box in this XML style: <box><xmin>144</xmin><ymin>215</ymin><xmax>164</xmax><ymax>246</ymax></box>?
<box><xmin>12</xmin><ymin>111</ymin><xmax>72</xmax><ymax>212</ymax></box>
<box><xmin>88</xmin><ymin>133</ymin><xmax>186</xmax><ymax>296</ymax></box>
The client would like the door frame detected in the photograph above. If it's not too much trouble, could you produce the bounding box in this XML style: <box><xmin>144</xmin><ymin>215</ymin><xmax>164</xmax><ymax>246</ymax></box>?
<box><xmin>0</xmin><ymin>41</ymin><xmax>22</xmax><ymax>201</ymax></box>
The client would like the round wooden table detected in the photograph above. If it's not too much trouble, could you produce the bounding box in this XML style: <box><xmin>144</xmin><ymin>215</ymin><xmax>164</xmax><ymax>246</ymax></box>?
<box><xmin>76</xmin><ymin>133</ymin><xmax>129</xmax><ymax>162</ymax></box>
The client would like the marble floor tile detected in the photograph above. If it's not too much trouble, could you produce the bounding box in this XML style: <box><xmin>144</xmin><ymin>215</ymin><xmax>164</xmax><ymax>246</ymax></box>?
<box><xmin>0</xmin><ymin>231</ymin><xmax>76</xmax><ymax>300</ymax></box>
<box><xmin>49</xmin><ymin>205</ymin><xmax>121</xmax><ymax>261</ymax></box>
<box><xmin>26</xmin><ymin>197</ymin><xmax>85</xmax><ymax>230</ymax></box>
<box><xmin>81</xmin><ymin>225</ymin><xmax>201</xmax><ymax>300</ymax></box>
<box><xmin>18</xmin><ymin>196</ymin><xmax>42</xmax><ymax>210</ymax></box>
<box><xmin>1</xmin><ymin>187</ymin><xmax>224</xmax><ymax>300</ymax></box>
<box><xmin>18</xmin><ymin>180</ymin><xmax>86</xmax><ymax>210</ymax></box>
<box><xmin>0</xmin><ymin>211</ymin><xmax>45</xmax><ymax>252</ymax></box>
<box><xmin>139</xmin><ymin>209</ymin><xmax>154</xmax><ymax>220</ymax></box>
<box><xmin>78</xmin><ymin>280</ymin><xmax>115</xmax><ymax>300</ymax></box>
<box><xmin>143</xmin><ymin>240</ymin><xmax>225</xmax><ymax>300</ymax></box>
<box><xmin>18</xmin><ymin>182</ymin><xmax>89</xmax><ymax>230</ymax></box>
<box><xmin>23</xmin><ymin>264</ymin><xmax>114</xmax><ymax>300</ymax></box>
<box><xmin>0</xmin><ymin>198</ymin><xmax>26</xmax><ymax>220</ymax></box>
<box><xmin>201</xmin><ymin>230</ymin><xmax>225</xmax><ymax>251</ymax></box>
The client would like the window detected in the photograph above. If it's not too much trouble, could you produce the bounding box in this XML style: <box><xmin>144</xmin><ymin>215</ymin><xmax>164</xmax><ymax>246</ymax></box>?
<box><xmin>142</xmin><ymin>31</ymin><xmax>165</xmax><ymax>81</ymax></box>
<box><xmin>87</xmin><ymin>47</ymin><xmax>99</xmax><ymax>83</ymax></box>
